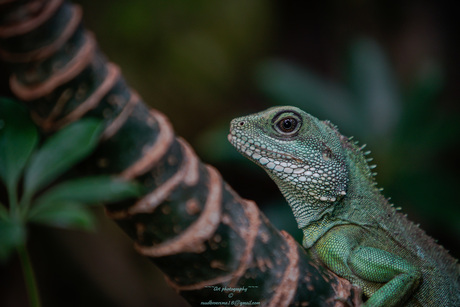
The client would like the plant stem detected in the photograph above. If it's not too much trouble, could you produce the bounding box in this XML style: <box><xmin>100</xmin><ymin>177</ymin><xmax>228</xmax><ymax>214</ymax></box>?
<box><xmin>17</xmin><ymin>244</ymin><xmax>41</xmax><ymax>307</ymax></box>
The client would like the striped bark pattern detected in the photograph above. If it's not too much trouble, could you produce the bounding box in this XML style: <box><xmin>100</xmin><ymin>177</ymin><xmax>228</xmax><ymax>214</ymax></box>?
<box><xmin>0</xmin><ymin>1</ymin><xmax>353</xmax><ymax>305</ymax></box>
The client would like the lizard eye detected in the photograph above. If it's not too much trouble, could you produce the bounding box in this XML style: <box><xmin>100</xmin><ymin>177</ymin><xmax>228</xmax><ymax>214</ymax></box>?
<box><xmin>279</xmin><ymin>118</ymin><xmax>296</xmax><ymax>132</ymax></box>
<box><xmin>274</xmin><ymin>113</ymin><xmax>301</xmax><ymax>135</ymax></box>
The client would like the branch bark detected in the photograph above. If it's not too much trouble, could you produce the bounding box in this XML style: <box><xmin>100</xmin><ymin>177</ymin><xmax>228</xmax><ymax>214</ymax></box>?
<box><xmin>0</xmin><ymin>0</ymin><xmax>355</xmax><ymax>306</ymax></box>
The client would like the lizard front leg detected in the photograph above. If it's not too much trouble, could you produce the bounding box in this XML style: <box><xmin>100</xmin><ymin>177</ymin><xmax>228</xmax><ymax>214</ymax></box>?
<box><xmin>311</xmin><ymin>226</ymin><xmax>421</xmax><ymax>307</ymax></box>
<box><xmin>348</xmin><ymin>245</ymin><xmax>421</xmax><ymax>306</ymax></box>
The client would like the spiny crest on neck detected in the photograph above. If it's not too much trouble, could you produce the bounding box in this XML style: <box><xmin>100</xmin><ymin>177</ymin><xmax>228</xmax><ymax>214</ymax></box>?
<box><xmin>337</xmin><ymin>131</ymin><xmax>381</xmax><ymax>191</ymax></box>
<box><xmin>321</xmin><ymin>118</ymin><xmax>379</xmax><ymax>185</ymax></box>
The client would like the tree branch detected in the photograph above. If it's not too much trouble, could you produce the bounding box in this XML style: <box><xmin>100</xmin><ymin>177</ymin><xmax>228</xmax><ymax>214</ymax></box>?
<box><xmin>0</xmin><ymin>0</ymin><xmax>355</xmax><ymax>305</ymax></box>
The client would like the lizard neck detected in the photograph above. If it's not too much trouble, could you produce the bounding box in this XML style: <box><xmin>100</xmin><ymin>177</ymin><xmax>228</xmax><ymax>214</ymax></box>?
<box><xmin>301</xmin><ymin>214</ymin><xmax>349</xmax><ymax>248</ymax></box>
<box><xmin>341</xmin><ymin>142</ymin><xmax>383</xmax><ymax>208</ymax></box>
<box><xmin>298</xmin><ymin>142</ymin><xmax>384</xmax><ymax>248</ymax></box>
<box><xmin>273</xmin><ymin>174</ymin><xmax>339</xmax><ymax>229</ymax></box>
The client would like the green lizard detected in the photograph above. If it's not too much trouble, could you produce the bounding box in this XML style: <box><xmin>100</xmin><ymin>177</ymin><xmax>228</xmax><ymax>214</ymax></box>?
<box><xmin>228</xmin><ymin>106</ymin><xmax>460</xmax><ymax>306</ymax></box>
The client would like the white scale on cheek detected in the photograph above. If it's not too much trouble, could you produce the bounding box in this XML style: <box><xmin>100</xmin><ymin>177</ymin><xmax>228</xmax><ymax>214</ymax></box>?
<box><xmin>266</xmin><ymin>162</ymin><xmax>276</xmax><ymax>170</ymax></box>
<box><xmin>259</xmin><ymin>157</ymin><xmax>270</xmax><ymax>165</ymax></box>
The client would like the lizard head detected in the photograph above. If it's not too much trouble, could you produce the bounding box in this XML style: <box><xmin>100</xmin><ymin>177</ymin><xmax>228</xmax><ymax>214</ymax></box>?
<box><xmin>228</xmin><ymin>106</ymin><xmax>348</xmax><ymax>225</ymax></box>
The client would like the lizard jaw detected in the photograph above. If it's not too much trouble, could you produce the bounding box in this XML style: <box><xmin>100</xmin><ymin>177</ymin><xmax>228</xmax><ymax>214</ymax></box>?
<box><xmin>228</xmin><ymin>132</ymin><xmax>307</xmax><ymax>174</ymax></box>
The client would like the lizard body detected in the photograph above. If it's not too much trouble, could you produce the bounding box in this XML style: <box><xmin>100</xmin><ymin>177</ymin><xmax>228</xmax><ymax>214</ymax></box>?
<box><xmin>228</xmin><ymin>106</ymin><xmax>460</xmax><ymax>306</ymax></box>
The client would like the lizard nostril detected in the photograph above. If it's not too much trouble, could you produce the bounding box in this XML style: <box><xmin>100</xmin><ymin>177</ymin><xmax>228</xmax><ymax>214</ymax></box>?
<box><xmin>238</xmin><ymin>121</ymin><xmax>245</xmax><ymax>127</ymax></box>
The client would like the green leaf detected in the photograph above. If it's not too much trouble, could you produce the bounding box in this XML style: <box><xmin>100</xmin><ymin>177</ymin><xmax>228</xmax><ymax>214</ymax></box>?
<box><xmin>31</xmin><ymin>176</ymin><xmax>141</xmax><ymax>216</ymax></box>
<box><xmin>0</xmin><ymin>219</ymin><xmax>26</xmax><ymax>262</ymax></box>
<box><xmin>28</xmin><ymin>201</ymin><xmax>95</xmax><ymax>231</ymax></box>
<box><xmin>24</xmin><ymin>119</ymin><xmax>103</xmax><ymax>197</ymax></box>
<box><xmin>0</xmin><ymin>97</ymin><xmax>38</xmax><ymax>187</ymax></box>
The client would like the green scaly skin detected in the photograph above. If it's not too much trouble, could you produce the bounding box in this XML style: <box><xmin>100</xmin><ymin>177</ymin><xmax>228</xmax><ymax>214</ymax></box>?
<box><xmin>228</xmin><ymin>106</ymin><xmax>460</xmax><ymax>306</ymax></box>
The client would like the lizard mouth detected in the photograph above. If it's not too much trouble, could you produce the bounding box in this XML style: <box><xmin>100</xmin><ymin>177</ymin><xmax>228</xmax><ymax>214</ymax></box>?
<box><xmin>228</xmin><ymin>133</ymin><xmax>304</xmax><ymax>168</ymax></box>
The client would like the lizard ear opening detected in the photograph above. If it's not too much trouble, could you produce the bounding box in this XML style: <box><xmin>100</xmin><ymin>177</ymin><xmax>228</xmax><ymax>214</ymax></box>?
<box><xmin>322</xmin><ymin>148</ymin><xmax>333</xmax><ymax>161</ymax></box>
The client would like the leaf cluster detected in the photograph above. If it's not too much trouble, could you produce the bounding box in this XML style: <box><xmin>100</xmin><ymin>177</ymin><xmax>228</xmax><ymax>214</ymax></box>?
<box><xmin>0</xmin><ymin>98</ymin><xmax>141</xmax><ymax>262</ymax></box>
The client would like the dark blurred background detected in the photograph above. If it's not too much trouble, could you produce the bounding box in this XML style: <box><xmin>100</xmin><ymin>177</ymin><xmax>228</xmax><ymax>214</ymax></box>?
<box><xmin>1</xmin><ymin>0</ymin><xmax>459</xmax><ymax>306</ymax></box>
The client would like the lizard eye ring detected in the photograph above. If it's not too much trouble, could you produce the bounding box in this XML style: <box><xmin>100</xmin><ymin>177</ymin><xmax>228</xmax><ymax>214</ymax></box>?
<box><xmin>274</xmin><ymin>112</ymin><xmax>302</xmax><ymax>136</ymax></box>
